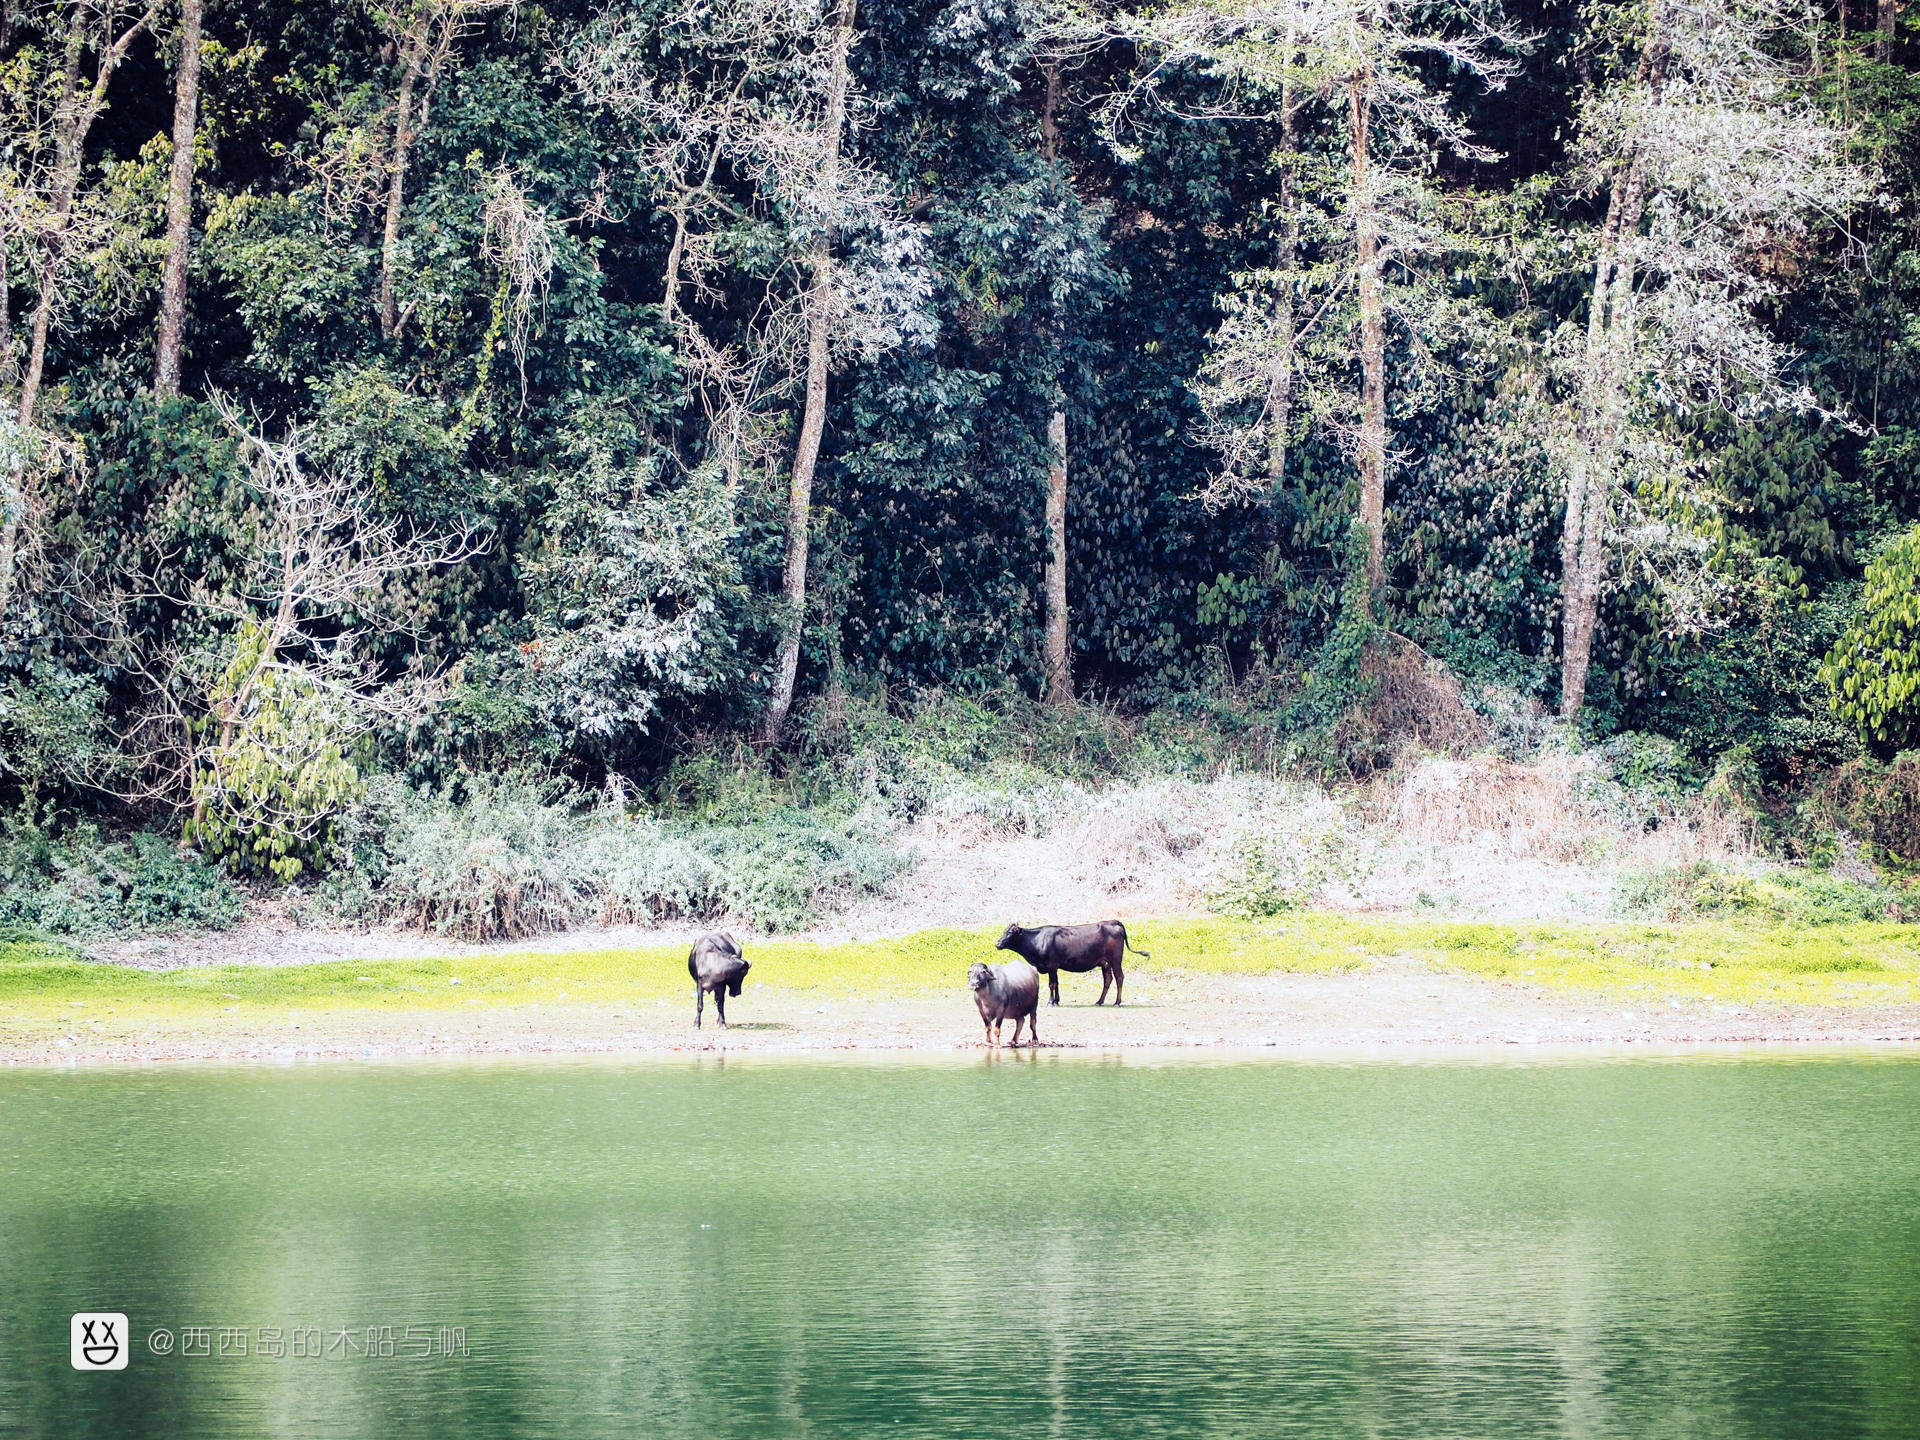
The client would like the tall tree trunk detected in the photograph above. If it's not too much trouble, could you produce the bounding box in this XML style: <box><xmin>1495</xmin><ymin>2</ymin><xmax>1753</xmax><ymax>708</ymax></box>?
<box><xmin>0</xmin><ymin>8</ymin><xmax>76</xmax><ymax>623</ymax></box>
<box><xmin>1</xmin><ymin>234</ymin><xmax>14</xmax><ymax>390</ymax></box>
<box><xmin>379</xmin><ymin>25</ymin><xmax>427</xmax><ymax>340</ymax></box>
<box><xmin>18</xmin><ymin>19</ymin><xmax>86</xmax><ymax>428</ymax></box>
<box><xmin>1559</xmin><ymin>10</ymin><xmax>1667</xmax><ymax>718</ymax></box>
<box><xmin>0</xmin><ymin>464</ymin><xmax>16</xmax><ymax>619</ymax></box>
<box><xmin>0</xmin><ymin>0</ymin><xmax>11</xmax><ymax>382</ymax></box>
<box><xmin>661</xmin><ymin>204</ymin><xmax>691</xmax><ymax>326</ymax></box>
<box><xmin>1266</xmin><ymin>14</ymin><xmax>1299</xmax><ymax>489</ymax></box>
<box><xmin>0</xmin><ymin>0</ymin><xmax>14</xmax><ymax>386</ymax></box>
<box><xmin>0</xmin><ymin>394</ymin><xmax>17</xmax><ymax>618</ymax></box>
<box><xmin>154</xmin><ymin>0</ymin><xmax>205</xmax><ymax>397</ymax></box>
<box><xmin>7</xmin><ymin>0</ymin><xmax>157</xmax><ymax>620</ymax></box>
<box><xmin>1350</xmin><ymin>65</ymin><xmax>1387</xmax><ymax>606</ymax></box>
<box><xmin>17</xmin><ymin>0</ymin><xmax>157</xmax><ymax>422</ymax></box>
<box><xmin>6</xmin><ymin>16</ymin><xmax>73</xmax><ymax>625</ymax></box>
<box><xmin>1040</xmin><ymin>61</ymin><xmax>1072</xmax><ymax>705</ymax></box>
<box><xmin>1042</xmin><ymin>408</ymin><xmax>1070</xmax><ymax>704</ymax></box>
<box><xmin>760</xmin><ymin>0</ymin><xmax>855</xmax><ymax>748</ymax></box>
<box><xmin>1877</xmin><ymin>0</ymin><xmax>1895</xmax><ymax>59</ymax></box>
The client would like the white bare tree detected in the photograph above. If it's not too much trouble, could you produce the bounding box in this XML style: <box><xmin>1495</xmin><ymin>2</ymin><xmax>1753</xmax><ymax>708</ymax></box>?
<box><xmin>81</xmin><ymin>400</ymin><xmax>480</xmax><ymax>835</ymax></box>
<box><xmin>1110</xmin><ymin>0</ymin><xmax>1523</xmax><ymax>609</ymax></box>
<box><xmin>3</xmin><ymin>0</ymin><xmax>165</xmax><ymax>428</ymax></box>
<box><xmin>1552</xmin><ymin>0</ymin><xmax>1873</xmax><ymax>717</ymax></box>
<box><xmin>0</xmin><ymin>0</ymin><xmax>164</xmax><ymax>617</ymax></box>
<box><xmin>567</xmin><ymin>0</ymin><xmax>932</xmax><ymax>746</ymax></box>
<box><xmin>370</xmin><ymin>0</ymin><xmax>510</xmax><ymax>339</ymax></box>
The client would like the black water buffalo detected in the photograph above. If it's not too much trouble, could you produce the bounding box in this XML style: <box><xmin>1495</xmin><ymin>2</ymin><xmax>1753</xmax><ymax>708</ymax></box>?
<box><xmin>968</xmin><ymin>959</ymin><xmax>1041</xmax><ymax>1048</ymax></box>
<box><xmin>996</xmin><ymin>920</ymin><xmax>1149</xmax><ymax>1006</ymax></box>
<box><xmin>688</xmin><ymin>931</ymin><xmax>750</xmax><ymax>1028</ymax></box>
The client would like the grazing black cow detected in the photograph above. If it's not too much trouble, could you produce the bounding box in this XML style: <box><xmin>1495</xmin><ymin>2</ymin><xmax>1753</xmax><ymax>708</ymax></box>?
<box><xmin>996</xmin><ymin>920</ymin><xmax>1150</xmax><ymax>1006</ymax></box>
<box><xmin>688</xmin><ymin>931</ymin><xmax>750</xmax><ymax>1029</ymax></box>
<box><xmin>968</xmin><ymin>959</ymin><xmax>1040</xmax><ymax>1048</ymax></box>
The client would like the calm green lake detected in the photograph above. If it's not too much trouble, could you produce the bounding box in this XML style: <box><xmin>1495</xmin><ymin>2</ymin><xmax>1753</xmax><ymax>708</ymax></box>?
<box><xmin>2</xmin><ymin>1049</ymin><xmax>1917</xmax><ymax>1438</ymax></box>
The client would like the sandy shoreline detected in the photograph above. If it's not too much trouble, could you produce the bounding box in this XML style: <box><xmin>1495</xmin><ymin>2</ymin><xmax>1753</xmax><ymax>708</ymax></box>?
<box><xmin>10</xmin><ymin>968</ymin><xmax>1917</xmax><ymax>1064</ymax></box>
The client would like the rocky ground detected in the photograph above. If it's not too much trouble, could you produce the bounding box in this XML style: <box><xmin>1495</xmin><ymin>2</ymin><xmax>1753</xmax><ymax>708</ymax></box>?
<box><xmin>12</xmin><ymin>963</ymin><xmax>1917</xmax><ymax>1064</ymax></box>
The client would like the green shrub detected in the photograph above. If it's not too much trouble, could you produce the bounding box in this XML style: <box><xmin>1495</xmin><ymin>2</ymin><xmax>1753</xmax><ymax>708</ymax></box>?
<box><xmin>1822</xmin><ymin>525</ymin><xmax>1920</xmax><ymax>749</ymax></box>
<box><xmin>1801</xmin><ymin>756</ymin><xmax>1920</xmax><ymax>870</ymax></box>
<box><xmin>593</xmin><ymin>809</ymin><xmax>904</xmax><ymax>934</ymax></box>
<box><xmin>184</xmin><ymin>630</ymin><xmax>364</xmax><ymax>882</ymax></box>
<box><xmin>0</xmin><ymin>927</ymin><xmax>80</xmax><ymax>964</ymax></box>
<box><xmin>0</xmin><ymin>815</ymin><xmax>244</xmax><ymax>935</ymax></box>
<box><xmin>359</xmin><ymin>776</ymin><xmax>908</xmax><ymax>941</ymax></box>
<box><xmin>372</xmin><ymin>776</ymin><xmax>589</xmax><ymax>942</ymax></box>
<box><xmin>1755</xmin><ymin>870</ymin><xmax>1901</xmax><ymax>926</ymax></box>
<box><xmin>0</xmin><ymin>658</ymin><xmax>113</xmax><ymax>802</ymax></box>
<box><xmin>1204</xmin><ymin>821</ymin><xmax>1361</xmax><ymax>919</ymax></box>
<box><xmin>1205</xmin><ymin>835</ymin><xmax>1303</xmax><ymax>917</ymax></box>
<box><xmin>1617</xmin><ymin>858</ymin><xmax>1897</xmax><ymax>925</ymax></box>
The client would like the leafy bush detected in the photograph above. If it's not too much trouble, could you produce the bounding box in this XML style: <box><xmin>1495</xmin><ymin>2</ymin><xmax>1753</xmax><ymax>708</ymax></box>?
<box><xmin>1822</xmin><ymin>525</ymin><xmax>1920</xmax><ymax>749</ymax></box>
<box><xmin>1204</xmin><ymin>817</ymin><xmax>1363</xmax><ymax>919</ymax></box>
<box><xmin>184</xmin><ymin>628</ymin><xmax>365</xmax><ymax>882</ymax></box>
<box><xmin>371</xmin><ymin>777</ymin><xmax>590</xmax><ymax>943</ymax></box>
<box><xmin>0</xmin><ymin>816</ymin><xmax>244</xmax><ymax>935</ymax></box>
<box><xmin>1760</xmin><ymin>870</ymin><xmax>1903</xmax><ymax>925</ymax></box>
<box><xmin>1617</xmin><ymin>858</ymin><xmax>1899</xmax><ymax>925</ymax></box>
<box><xmin>592</xmin><ymin>809</ymin><xmax>905</xmax><ymax>934</ymax></box>
<box><xmin>789</xmin><ymin>684</ymin><xmax>1140</xmax><ymax>812</ymax></box>
<box><xmin>345</xmin><ymin>775</ymin><xmax>908</xmax><ymax>942</ymax></box>
<box><xmin>0</xmin><ymin>658</ymin><xmax>113</xmax><ymax>803</ymax></box>
<box><xmin>1205</xmin><ymin>835</ymin><xmax>1307</xmax><ymax>917</ymax></box>
<box><xmin>1595</xmin><ymin>731</ymin><xmax>1697</xmax><ymax>805</ymax></box>
<box><xmin>0</xmin><ymin>927</ymin><xmax>80</xmax><ymax>964</ymax></box>
<box><xmin>1800</xmin><ymin>755</ymin><xmax>1920</xmax><ymax>871</ymax></box>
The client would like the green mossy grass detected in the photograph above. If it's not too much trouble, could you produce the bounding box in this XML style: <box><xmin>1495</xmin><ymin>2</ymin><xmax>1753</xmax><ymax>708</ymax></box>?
<box><xmin>2</xmin><ymin>916</ymin><xmax>1915</xmax><ymax>1047</ymax></box>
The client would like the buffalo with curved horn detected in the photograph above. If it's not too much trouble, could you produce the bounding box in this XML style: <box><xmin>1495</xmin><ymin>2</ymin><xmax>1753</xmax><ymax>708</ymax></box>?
<box><xmin>995</xmin><ymin>920</ymin><xmax>1149</xmax><ymax>1006</ymax></box>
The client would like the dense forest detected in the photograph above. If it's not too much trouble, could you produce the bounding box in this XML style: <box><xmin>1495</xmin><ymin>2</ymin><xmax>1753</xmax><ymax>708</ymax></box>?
<box><xmin>1</xmin><ymin>0</ymin><xmax>1918</xmax><ymax>928</ymax></box>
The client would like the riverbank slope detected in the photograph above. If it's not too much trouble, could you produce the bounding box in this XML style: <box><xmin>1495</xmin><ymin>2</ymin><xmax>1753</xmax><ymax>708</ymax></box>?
<box><xmin>4</xmin><ymin>916</ymin><xmax>1916</xmax><ymax>1062</ymax></box>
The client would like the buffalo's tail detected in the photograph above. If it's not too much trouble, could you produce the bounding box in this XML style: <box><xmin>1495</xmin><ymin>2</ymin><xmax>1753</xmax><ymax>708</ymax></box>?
<box><xmin>1119</xmin><ymin>925</ymin><xmax>1151</xmax><ymax>962</ymax></box>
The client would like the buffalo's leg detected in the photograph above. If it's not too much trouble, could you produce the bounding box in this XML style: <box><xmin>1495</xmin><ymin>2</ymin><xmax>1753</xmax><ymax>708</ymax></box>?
<box><xmin>714</xmin><ymin>988</ymin><xmax>728</xmax><ymax>1028</ymax></box>
<box><xmin>1026</xmin><ymin>1008</ymin><xmax>1039</xmax><ymax>1047</ymax></box>
<box><xmin>1010</xmin><ymin>1014</ymin><xmax>1027</xmax><ymax>1047</ymax></box>
<box><xmin>1048</xmin><ymin>971</ymin><xmax>1060</xmax><ymax>1006</ymax></box>
<box><xmin>1113</xmin><ymin>963</ymin><xmax>1124</xmax><ymax>1005</ymax></box>
<box><xmin>1096</xmin><ymin>965</ymin><xmax>1112</xmax><ymax>1006</ymax></box>
<box><xmin>695</xmin><ymin>986</ymin><xmax>704</xmax><ymax>1029</ymax></box>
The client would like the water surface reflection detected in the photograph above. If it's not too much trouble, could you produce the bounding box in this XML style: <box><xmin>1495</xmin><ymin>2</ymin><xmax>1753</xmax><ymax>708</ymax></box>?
<box><xmin>2</xmin><ymin>1048</ymin><xmax>1916</xmax><ymax>1438</ymax></box>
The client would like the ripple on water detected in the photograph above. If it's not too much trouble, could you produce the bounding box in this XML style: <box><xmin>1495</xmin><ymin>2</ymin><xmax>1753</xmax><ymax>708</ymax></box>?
<box><xmin>0</xmin><ymin>1050</ymin><xmax>1916</xmax><ymax>1438</ymax></box>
